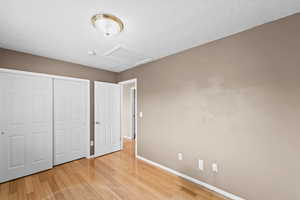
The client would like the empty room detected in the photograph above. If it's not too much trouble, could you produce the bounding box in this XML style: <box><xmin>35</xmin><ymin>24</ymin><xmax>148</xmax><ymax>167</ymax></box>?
<box><xmin>0</xmin><ymin>1</ymin><xmax>300</xmax><ymax>200</ymax></box>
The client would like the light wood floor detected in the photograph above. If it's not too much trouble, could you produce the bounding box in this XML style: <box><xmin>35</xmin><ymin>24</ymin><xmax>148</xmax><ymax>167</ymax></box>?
<box><xmin>0</xmin><ymin>139</ymin><xmax>227</xmax><ymax>200</ymax></box>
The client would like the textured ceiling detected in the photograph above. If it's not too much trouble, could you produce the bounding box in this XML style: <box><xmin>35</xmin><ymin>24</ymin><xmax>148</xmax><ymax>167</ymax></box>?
<box><xmin>0</xmin><ymin>0</ymin><xmax>300</xmax><ymax>72</ymax></box>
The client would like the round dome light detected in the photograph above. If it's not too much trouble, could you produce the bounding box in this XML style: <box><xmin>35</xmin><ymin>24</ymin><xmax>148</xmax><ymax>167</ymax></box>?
<box><xmin>91</xmin><ymin>14</ymin><xmax>124</xmax><ymax>37</ymax></box>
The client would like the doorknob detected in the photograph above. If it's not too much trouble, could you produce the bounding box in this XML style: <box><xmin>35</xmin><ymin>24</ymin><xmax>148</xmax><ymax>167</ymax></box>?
<box><xmin>95</xmin><ymin>121</ymin><xmax>101</xmax><ymax>125</ymax></box>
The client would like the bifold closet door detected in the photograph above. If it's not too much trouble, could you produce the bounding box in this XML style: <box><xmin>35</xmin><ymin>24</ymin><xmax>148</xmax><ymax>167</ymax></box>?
<box><xmin>0</xmin><ymin>72</ymin><xmax>53</xmax><ymax>183</ymax></box>
<box><xmin>94</xmin><ymin>82</ymin><xmax>121</xmax><ymax>157</ymax></box>
<box><xmin>54</xmin><ymin>79</ymin><xmax>88</xmax><ymax>165</ymax></box>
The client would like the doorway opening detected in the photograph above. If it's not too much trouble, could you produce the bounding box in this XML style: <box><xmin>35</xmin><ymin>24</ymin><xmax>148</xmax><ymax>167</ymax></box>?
<box><xmin>119</xmin><ymin>79</ymin><xmax>137</xmax><ymax>157</ymax></box>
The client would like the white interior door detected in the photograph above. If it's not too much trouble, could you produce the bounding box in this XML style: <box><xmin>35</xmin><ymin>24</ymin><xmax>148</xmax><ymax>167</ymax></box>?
<box><xmin>54</xmin><ymin>79</ymin><xmax>88</xmax><ymax>165</ymax></box>
<box><xmin>94</xmin><ymin>82</ymin><xmax>121</xmax><ymax>157</ymax></box>
<box><xmin>0</xmin><ymin>72</ymin><xmax>53</xmax><ymax>183</ymax></box>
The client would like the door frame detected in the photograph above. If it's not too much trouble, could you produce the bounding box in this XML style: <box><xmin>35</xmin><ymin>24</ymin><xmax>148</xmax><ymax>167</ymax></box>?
<box><xmin>118</xmin><ymin>78</ymin><xmax>138</xmax><ymax>158</ymax></box>
<box><xmin>129</xmin><ymin>87</ymin><xmax>136</xmax><ymax>140</ymax></box>
<box><xmin>0</xmin><ymin>68</ymin><xmax>91</xmax><ymax>159</ymax></box>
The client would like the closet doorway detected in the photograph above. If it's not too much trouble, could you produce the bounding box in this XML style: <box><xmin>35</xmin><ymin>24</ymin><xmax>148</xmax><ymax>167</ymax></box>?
<box><xmin>0</xmin><ymin>68</ymin><xmax>90</xmax><ymax>183</ymax></box>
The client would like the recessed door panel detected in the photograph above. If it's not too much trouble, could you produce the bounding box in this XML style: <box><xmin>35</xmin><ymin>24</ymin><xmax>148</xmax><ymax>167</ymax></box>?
<box><xmin>9</xmin><ymin>92</ymin><xmax>29</xmax><ymax>125</ymax></box>
<box><xmin>32</xmin><ymin>94</ymin><xmax>48</xmax><ymax>123</ymax></box>
<box><xmin>9</xmin><ymin>135</ymin><xmax>25</xmax><ymax>169</ymax></box>
<box><xmin>54</xmin><ymin>130</ymin><xmax>67</xmax><ymax>164</ymax></box>
<box><xmin>31</xmin><ymin>131</ymin><xmax>47</xmax><ymax>164</ymax></box>
<box><xmin>71</xmin><ymin>127</ymin><xmax>81</xmax><ymax>151</ymax></box>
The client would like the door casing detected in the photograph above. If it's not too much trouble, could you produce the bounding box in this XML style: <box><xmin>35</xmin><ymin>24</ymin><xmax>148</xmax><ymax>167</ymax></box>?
<box><xmin>118</xmin><ymin>78</ymin><xmax>138</xmax><ymax>158</ymax></box>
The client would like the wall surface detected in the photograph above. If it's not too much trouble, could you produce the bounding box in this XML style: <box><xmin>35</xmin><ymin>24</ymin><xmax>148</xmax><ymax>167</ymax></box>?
<box><xmin>0</xmin><ymin>48</ymin><xmax>117</xmax><ymax>155</ymax></box>
<box><xmin>118</xmin><ymin>13</ymin><xmax>300</xmax><ymax>200</ymax></box>
<box><xmin>122</xmin><ymin>82</ymin><xmax>135</xmax><ymax>139</ymax></box>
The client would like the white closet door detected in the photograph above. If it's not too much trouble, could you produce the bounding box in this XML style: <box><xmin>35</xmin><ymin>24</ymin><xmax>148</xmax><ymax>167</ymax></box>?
<box><xmin>0</xmin><ymin>72</ymin><xmax>53</xmax><ymax>183</ymax></box>
<box><xmin>94</xmin><ymin>82</ymin><xmax>121</xmax><ymax>157</ymax></box>
<box><xmin>54</xmin><ymin>79</ymin><xmax>88</xmax><ymax>165</ymax></box>
<box><xmin>0</xmin><ymin>73</ymin><xmax>5</xmax><ymax>182</ymax></box>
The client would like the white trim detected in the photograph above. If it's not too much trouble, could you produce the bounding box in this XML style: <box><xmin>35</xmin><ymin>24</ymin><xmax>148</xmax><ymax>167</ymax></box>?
<box><xmin>86</xmin><ymin>81</ymin><xmax>91</xmax><ymax>158</ymax></box>
<box><xmin>0</xmin><ymin>68</ymin><xmax>89</xmax><ymax>83</ymax></box>
<box><xmin>86</xmin><ymin>154</ymin><xmax>95</xmax><ymax>159</ymax></box>
<box><xmin>123</xmin><ymin>136</ymin><xmax>132</xmax><ymax>140</ymax></box>
<box><xmin>137</xmin><ymin>156</ymin><xmax>245</xmax><ymax>200</ymax></box>
<box><xmin>118</xmin><ymin>78</ymin><xmax>138</xmax><ymax>158</ymax></box>
<box><xmin>120</xmin><ymin>84</ymin><xmax>124</xmax><ymax>150</ymax></box>
<box><xmin>118</xmin><ymin>79</ymin><xmax>137</xmax><ymax>85</ymax></box>
<box><xmin>129</xmin><ymin>88</ymin><xmax>134</xmax><ymax>139</ymax></box>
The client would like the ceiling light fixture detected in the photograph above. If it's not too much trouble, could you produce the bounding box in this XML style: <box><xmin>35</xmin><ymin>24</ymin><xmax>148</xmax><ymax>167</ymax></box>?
<box><xmin>91</xmin><ymin>13</ymin><xmax>124</xmax><ymax>37</ymax></box>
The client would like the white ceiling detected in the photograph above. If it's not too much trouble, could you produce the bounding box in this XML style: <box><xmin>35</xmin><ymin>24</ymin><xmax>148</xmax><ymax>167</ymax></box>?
<box><xmin>1</xmin><ymin>0</ymin><xmax>300</xmax><ymax>72</ymax></box>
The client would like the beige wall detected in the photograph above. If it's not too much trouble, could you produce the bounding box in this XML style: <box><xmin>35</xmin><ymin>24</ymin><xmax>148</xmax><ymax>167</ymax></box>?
<box><xmin>118</xmin><ymin>13</ymin><xmax>300</xmax><ymax>200</ymax></box>
<box><xmin>122</xmin><ymin>82</ymin><xmax>135</xmax><ymax>139</ymax></box>
<box><xmin>0</xmin><ymin>48</ymin><xmax>117</xmax><ymax>155</ymax></box>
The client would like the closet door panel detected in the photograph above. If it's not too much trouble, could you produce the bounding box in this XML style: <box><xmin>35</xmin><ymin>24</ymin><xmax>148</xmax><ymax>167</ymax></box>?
<box><xmin>0</xmin><ymin>72</ymin><xmax>53</xmax><ymax>183</ymax></box>
<box><xmin>5</xmin><ymin>74</ymin><xmax>31</xmax><ymax>180</ymax></box>
<box><xmin>54</xmin><ymin>79</ymin><xmax>87</xmax><ymax>165</ymax></box>
<box><xmin>69</xmin><ymin>83</ymin><xmax>87</xmax><ymax>159</ymax></box>
<box><xmin>54</xmin><ymin>80</ymin><xmax>70</xmax><ymax>165</ymax></box>
<box><xmin>28</xmin><ymin>76</ymin><xmax>53</xmax><ymax>173</ymax></box>
<box><xmin>0</xmin><ymin>74</ymin><xmax>9</xmax><ymax>183</ymax></box>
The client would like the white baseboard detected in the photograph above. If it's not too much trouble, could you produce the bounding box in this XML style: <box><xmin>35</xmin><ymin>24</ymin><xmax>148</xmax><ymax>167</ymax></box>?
<box><xmin>86</xmin><ymin>155</ymin><xmax>95</xmax><ymax>159</ymax></box>
<box><xmin>123</xmin><ymin>136</ymin><xmax>133</xmax><ymax>139</ymax></box>
<box><xmin>136</xmin><ymin>155</ymin><xmax>245</xmax><ymax>200</ymax></box>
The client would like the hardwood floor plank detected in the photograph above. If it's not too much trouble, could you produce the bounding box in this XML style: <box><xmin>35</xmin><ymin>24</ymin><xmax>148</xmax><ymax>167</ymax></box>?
<box><xmin>32</xmin><ymin>174</ymin><xmax>48</xmax><ymax>200</ymax></box>
<box><xmin>41</xmin><ymin>182</ymin><xmax>55</xmax><ymax>200</ymax></box>
<box><xmin>0</xmin><ymin>182</ymin><xmax>9</xmax><ymax>200</ymax></box>
<box><xmin>24</xmin><ymin>177</ymin><xmax>34</xmax><ymax>195</ymax></box>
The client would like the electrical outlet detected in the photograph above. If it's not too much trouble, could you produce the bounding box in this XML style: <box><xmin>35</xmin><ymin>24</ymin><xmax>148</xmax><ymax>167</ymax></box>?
<box><xmin>212</xmin><ymin>163</ymin><xmax>218</xmax><ymax>173</ymax></box>
<box><xmin>198</xmin><ymin>160</ymin><xmax>204</xmax><ymax>171</ymax></box>
<box><xmin>139</xmin><ymin>112</ymin><xmax>143</xmax><ymax>118</ymax></box>
<box><xmin>178</xmin><ymin>153</ymin><xmax>183</xmax><ymax>161</ymax></box>
<box><xmin>90</xmin><ymin>141</ymin><xmax>94</xmax><ymax>146</ymax></box>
